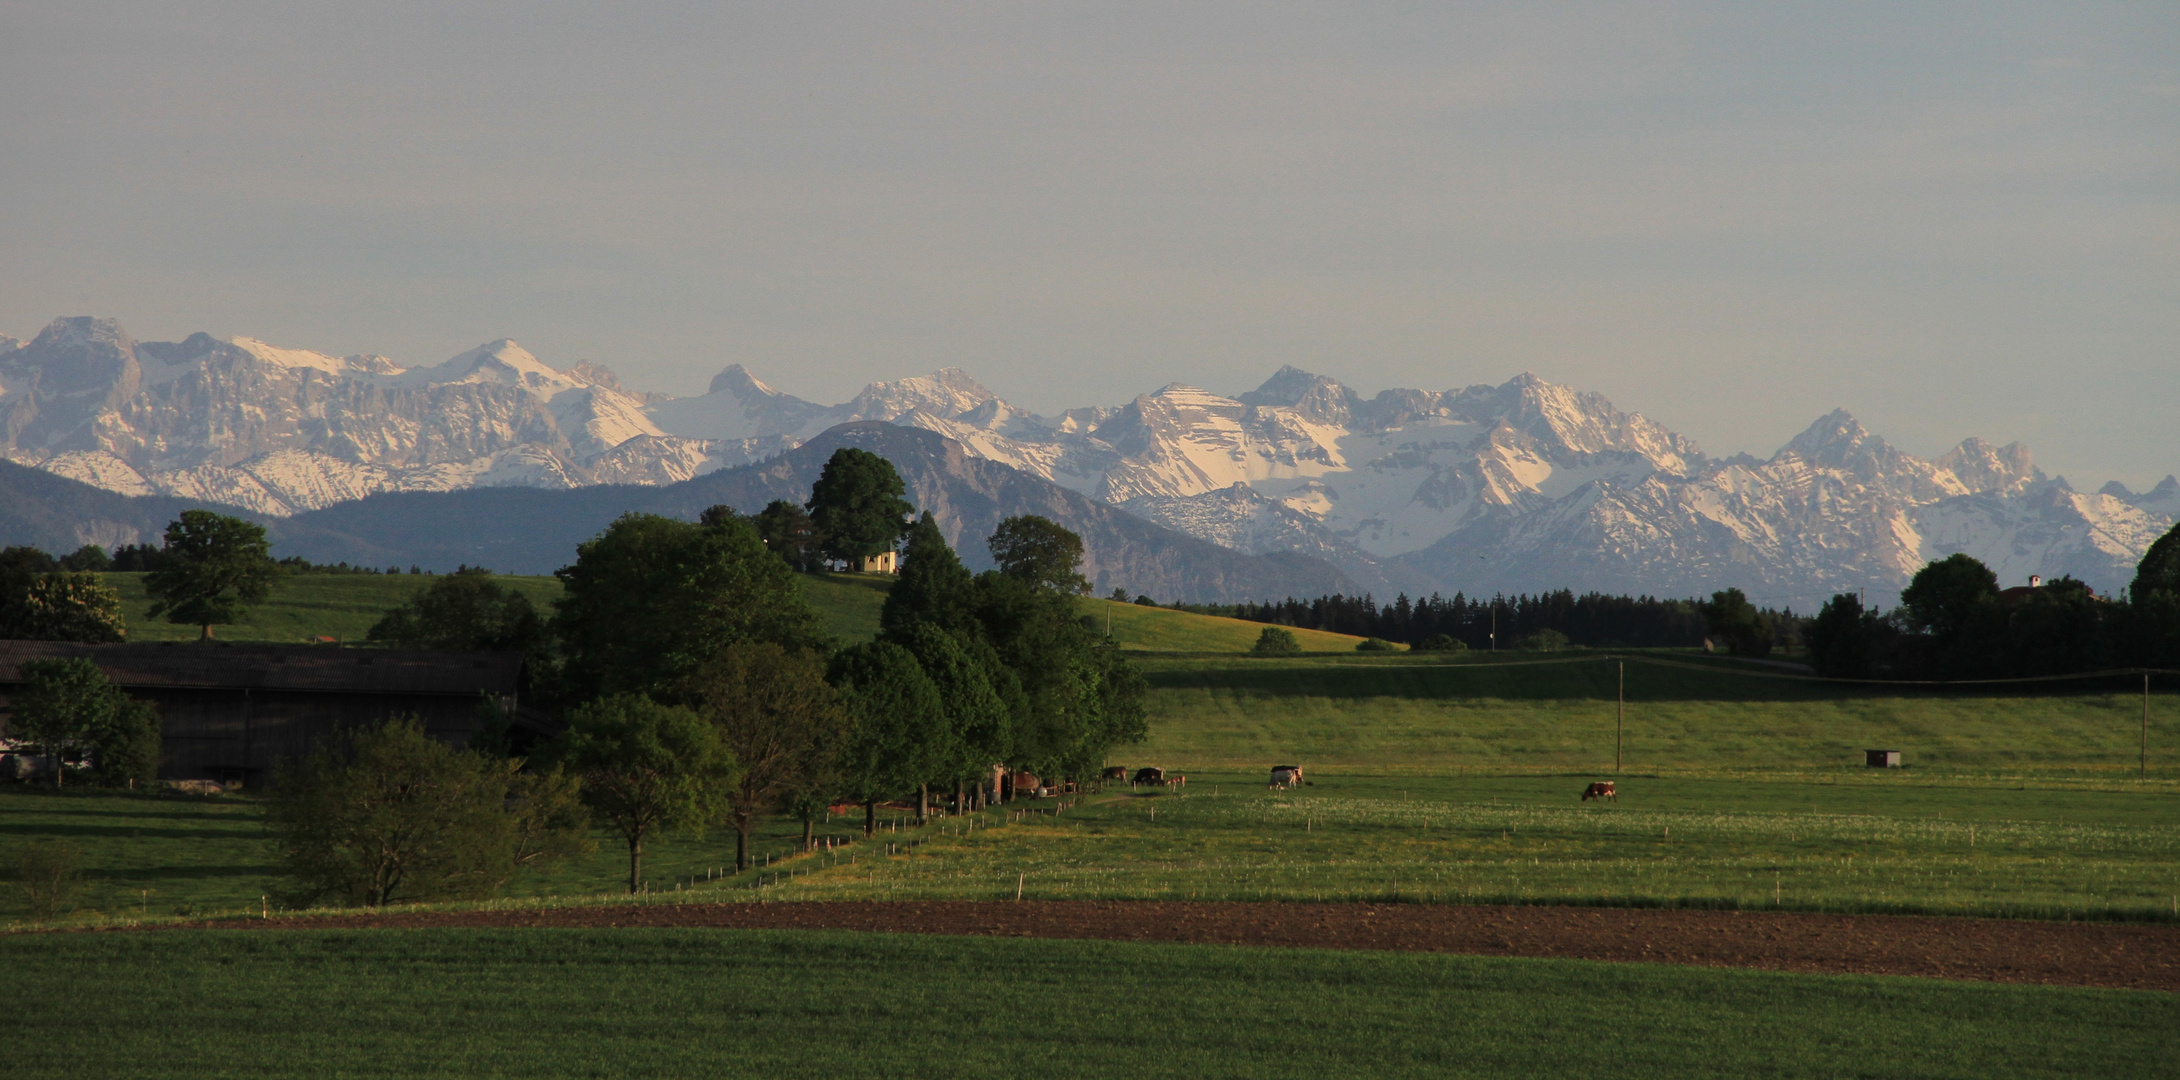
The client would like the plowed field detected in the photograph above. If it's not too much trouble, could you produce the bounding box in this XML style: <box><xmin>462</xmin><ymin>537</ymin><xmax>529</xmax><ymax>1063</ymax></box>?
<box><xmin>171</xmin><ymin>900</ymin><xmax>2178</xmax><ymax>992</ymax></box>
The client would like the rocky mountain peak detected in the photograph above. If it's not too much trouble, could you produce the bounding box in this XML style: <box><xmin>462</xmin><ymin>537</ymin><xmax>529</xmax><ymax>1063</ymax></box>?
<box><xmin>846</xmin><ymin>368</ymin><xmax>997</xmax><ymax>422</ymax></box>
<box><xmin>1935</xmin><ymin>437</ymin><xmax>2038</xmax><ymax>494</ymax></box>
<box><xmin>1779</xmin><ymin>408</ymin><xmax>1876</xmax><ymax>467</ymax></box>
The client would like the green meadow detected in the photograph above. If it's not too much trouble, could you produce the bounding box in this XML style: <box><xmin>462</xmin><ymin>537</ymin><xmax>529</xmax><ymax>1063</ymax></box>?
<box><xmin>5</xmin><ymin>928</ymin><xmax>2172</xmax><ymax>1080</ymax></box>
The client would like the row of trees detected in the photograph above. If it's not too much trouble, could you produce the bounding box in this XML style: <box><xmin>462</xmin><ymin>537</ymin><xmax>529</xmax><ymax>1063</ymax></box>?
<box><xmin>1184</xmin><ymin>590</ymin><xmax>1746</xmax><ymax>650</ymax></box>
<box><xmin>273</xmin><ymin>448</ymin><xmax>1146</xmax><ymax>903</ymax></box>
<box><xmin>1807</xmin><ymin>526</ymin><xmax>2180</xmax><ymax>679</ymax></box>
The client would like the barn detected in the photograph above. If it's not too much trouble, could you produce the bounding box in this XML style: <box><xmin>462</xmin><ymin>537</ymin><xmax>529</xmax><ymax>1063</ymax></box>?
<box><xmin>0</xmin><ymin>641</ymin><xmax>524</xmax><ymax>786</ymax></box>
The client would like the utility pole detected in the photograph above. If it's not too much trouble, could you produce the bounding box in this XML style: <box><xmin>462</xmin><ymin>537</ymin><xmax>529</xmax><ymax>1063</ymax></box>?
<box><xmin>1616</xmin><ymin>660</ymin><xmax>1624</xmax><ymax>773</ymax></box>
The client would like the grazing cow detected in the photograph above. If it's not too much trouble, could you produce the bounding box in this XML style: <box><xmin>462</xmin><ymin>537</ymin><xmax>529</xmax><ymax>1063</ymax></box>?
<box><xmin>1269</xmin><ymin>764</ymin><xmax>1304</xmax><ymax>789</ymax></box>
<box><xmin>1165</xmin><ymin>774</ymin><xmax>1187</xmax><ymax>789</ymax></box>
<box><xmin>1101</xmin><ymin>766</ymin><xmax>1128</xmax><ymax>783</ymax></box>
<box><xmin>1581</xmin><ymin>781</ymin><xmax>1617</xmax><ymax>802</ymax></box>
<box><xmin>1132</xmin><ymin>766</ymin><xmax>1165</xmax><ymax>787</ymax></box>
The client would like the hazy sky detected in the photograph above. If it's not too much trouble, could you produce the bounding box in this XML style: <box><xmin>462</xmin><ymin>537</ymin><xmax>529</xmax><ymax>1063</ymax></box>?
<box><xmin>3</xmin><ymin>2</ymin><xmax>2174</xmax><ymax>485</ymax></box>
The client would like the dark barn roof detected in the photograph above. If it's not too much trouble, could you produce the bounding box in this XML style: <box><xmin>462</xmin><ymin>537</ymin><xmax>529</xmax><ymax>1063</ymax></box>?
<box><xmin>0</xmin><ymin>641</ymin><xmax>522</xmax><ymax>697</ymax></box>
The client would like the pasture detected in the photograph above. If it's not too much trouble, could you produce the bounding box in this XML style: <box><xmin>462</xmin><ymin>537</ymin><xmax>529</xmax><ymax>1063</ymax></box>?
<box><xmin>5</xmin><ymin>927</ymin><xmax>2171</xmax><ymax>1079</ymax></box>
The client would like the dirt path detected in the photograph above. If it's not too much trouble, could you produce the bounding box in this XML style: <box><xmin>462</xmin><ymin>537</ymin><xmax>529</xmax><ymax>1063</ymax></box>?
<box><xmin>168</xmin><ymin>900</ymin><xmax>2177</xmax><ymax>992</ymax></box>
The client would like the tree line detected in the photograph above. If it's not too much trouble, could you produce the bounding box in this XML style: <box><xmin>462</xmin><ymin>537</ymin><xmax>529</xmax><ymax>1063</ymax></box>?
<box><xmin>1806</xmin><ymin>527</ymin><xmax>2180</xmax><ymax>679</ymax></box>
<box><xmin>1172</xmin><ymin>590</ymin><xmax>1731</xmax><ymax>651</ymax></box>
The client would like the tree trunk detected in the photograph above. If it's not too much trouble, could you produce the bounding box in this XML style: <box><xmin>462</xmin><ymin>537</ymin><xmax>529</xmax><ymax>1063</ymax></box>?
<box><xmin>801</xmin><ymin>813</ymin><xmax>814</xmax><ymax>853</ymax></box>
<box><xmin>200</xmin><ymin>623</ymin><xmax>214</xmax><ymax>641</ymax></box>
<box><xmin>864</xmin><ymin>799</ymin><xmax>877</xmax><ymax>837</ymax></box>
<box><xmin>627</xmin><ymin>834</ymin><xmax>643</xmax><ymax>894</ymax></box>
<box><xmin>735</xmin><ymin>816</ymin><xmax>751</xmax><ymax>873</ymax></box>
<box><xmin>954</xmin><ymin>779</ymin><xmax>964</xmax><ymax>816</ymax></box>
<box><xmin>917</xmin><ymin>783</ymin><xmax>928</xmax><ymax>825</ymax></box>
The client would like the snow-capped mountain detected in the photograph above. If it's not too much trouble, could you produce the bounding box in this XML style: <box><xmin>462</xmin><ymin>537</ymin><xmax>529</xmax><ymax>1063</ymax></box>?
<box><xmin>4</xmin><ymin>315</ymin><xmax>2171</xmax><ymax>606</ymax></box>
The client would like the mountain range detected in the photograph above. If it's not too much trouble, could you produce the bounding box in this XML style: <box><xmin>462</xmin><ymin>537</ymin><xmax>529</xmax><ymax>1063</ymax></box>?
<box><xmin>3</xmin><ymin>316</ymin><xmax>2173</xmax><ymax>607</ymax></box>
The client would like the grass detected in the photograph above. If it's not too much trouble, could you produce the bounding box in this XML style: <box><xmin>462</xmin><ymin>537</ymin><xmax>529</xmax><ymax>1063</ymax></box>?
<box><xmin>0</xmin><ymin>787</ymin><xmax>883</xmax><ymax>923</ymax></box>
<box><xmin>795</xmin><ymin>571</ymin><xmax>891</xmax><ymax>642</ymax></box>
<box><xmin>1134</xmin><ymin>651</ymin><xmax>2180</xmax><ymax>778</ymax></box>
<box><xmin>102</xmin><ymin>572</ymin><xmax>565</xmax><ymax>644</ymax></box>
<box><xmin>1084</xmin><ymin>595</ymin><xmax>1374</xmax><ymax>651</ymax></box>
<box><xmin>6</xmin><ymin>928</ymin><xmax>2173</xmax><ymax>1079</ymax></box>
<box><xmin>717</xmin><ymin>777</ymin><xmax>2180</xmax><ymax>922</ymax></box>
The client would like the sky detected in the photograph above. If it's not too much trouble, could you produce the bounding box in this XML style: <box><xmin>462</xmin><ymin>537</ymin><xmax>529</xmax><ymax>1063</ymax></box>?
<box><xmin>2</xmin><ymin>2</ymin><xmax>2174</xmax><ymax>486</ymax></box>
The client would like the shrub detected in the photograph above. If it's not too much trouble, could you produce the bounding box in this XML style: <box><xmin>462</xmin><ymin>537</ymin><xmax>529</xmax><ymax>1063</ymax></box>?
<box><xmin>267</xmin><ymin>716</ymin><xmax>588</xmax><ymax>907</ymax></box>
<box><xmin>1520</xmin><ymin>628</ymin><xmax>1571</xmax><ymax>651</ymax></box>
<box><xmin>1413</xmin><ymin>634</ymin><xmax>1467</xmax><ymax>653</ymax></box>
<box><xmin>7</xmin><ymin>840</ymin><xmax>83</xmax><ymax>920</ymax></box>
<box><xmin>1355</xmin><ymin>638</ymin><xmax>1398</xmax><ymax>652</ymax></box>
<box><xmin>1250</xmin><ymin>626</ymin><xmax>1301</xmax><ymax>655</ymax></box>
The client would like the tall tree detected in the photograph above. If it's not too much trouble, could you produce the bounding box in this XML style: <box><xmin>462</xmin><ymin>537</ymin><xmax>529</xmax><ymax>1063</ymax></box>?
<box><xmin>267</xmin><ymin>716</ymin><xmax>589</xmax><ymax>907</ymax></box>
<box><xmin>57</xmin><ymin>545</ymin><xmax>111</xmax><ymax>572</ymax></box>
<box><xmin>143</xmin><ymin>510</ymin><xmax>280</xmax><ymax>640</ymax></box>
<box><xmin>1701</xmin><ymin>588</ymin><xmax>1774</xmax><ymax>658</ymax></box>
<box><xmin>828</xmin><ymin>641</ymin><xmax>947</xmax><ymax>836</ymax></box>
<box><xmin>887</xmin><ymin>623</ymin><xmax>1008</xmax><ymax>818</ymax></box>
<box><xmin>1808</xmin><ymin>593</ymin><xmax>1878</xmax><ymax>677</ymax></box>
<box><xmin>806</xmin><ymin>448</ymin><xmax>913</xmax><ymax>567</ymax></box>
<box><xmin>880</xmin><ymin>513</ymin><xmax>978</xmax><ymax>637</ymax></box>
<box><xmin>988</xmin><ymin>515</ymin><xmax>1091</xmax><ymax>595</ymax></box>
<box><xmin>554</xmin><ymin>513</ymin><xmax>822</xmax><ymax>703</ymax></box>
<box><xmin>684</xmin><ymin>642</ymin><xmax>852</xmax><ymax>871</ymax></box>
<box><xmin>544</xmin><ymin>694</ymin><xmax>740</xmax><ymax>893</ymax></box>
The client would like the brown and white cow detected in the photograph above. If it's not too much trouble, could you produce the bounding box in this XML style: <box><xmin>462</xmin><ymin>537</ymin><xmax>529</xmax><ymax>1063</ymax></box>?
<box><xmin>1101</xmin><ymin>766</ymin><xmax>1128</xmax><ymax>783</ymax></box>
<box><xmin>1269</xmin><ymin>766</ymin><xmax>1302</xmax><ymax>789</ymax></box>
<box><xmin>1581</xmin><ymin>781</ymin><xmax>1617</xmax><ymax>801</ymax></box>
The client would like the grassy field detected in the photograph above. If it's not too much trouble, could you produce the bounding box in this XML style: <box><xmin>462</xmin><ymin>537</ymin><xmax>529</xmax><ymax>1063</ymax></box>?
<box><xmin>6</xmin><ymin>927</ymin><xmax>2171</xmax><ymax>1080</ymax></box>
<box><xmin>102</xmin><ymin>572</ymin><xmax>566</xmax><ymax>644</ymax></box>
<box><xmin>1083</xmin><ymin>595</ymin><xmax>1375</xmax><ymax>651</ymax></box>
<box><xmin>1134</xmin><ymin>652</ymin><xmax>2179</xmax><ymax>779</ymax></box>
<box><xmin>0</xmin><ymin>787</ymin><xmax>879</xmax><ymax>922</ymax></box>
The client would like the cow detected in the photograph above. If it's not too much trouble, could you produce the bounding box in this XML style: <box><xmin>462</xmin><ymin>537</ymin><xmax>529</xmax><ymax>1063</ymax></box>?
<box><xmin>1132</xmin><ymin>766</ymin><xmax>1165</xmax><ymax>787</ymax></box>
<box><xmin>1101</xmin><ymin>766</ymin><xmax>1128</xmax><ymax>783</ymax></box>
<box><xmin>1581</xmin><ymin>781</ymin><xmax>1617</xmax><ymax>802</ymax></box>
<box><xmin>1269</xmin><ymin>765</ymin><xmax>1303</xmax><ymax>789</ymax></box>
<box><xmin>1164</xmin><ymin>774</ymin><xmax>1187</xmax><ymax>789</ymax></box>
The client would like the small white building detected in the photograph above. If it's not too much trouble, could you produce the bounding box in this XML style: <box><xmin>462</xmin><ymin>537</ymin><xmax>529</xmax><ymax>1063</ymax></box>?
<box><xmin>853</xmin><ymin>550</ymin><xmax>899</xmax><ymax>574</ymax></box>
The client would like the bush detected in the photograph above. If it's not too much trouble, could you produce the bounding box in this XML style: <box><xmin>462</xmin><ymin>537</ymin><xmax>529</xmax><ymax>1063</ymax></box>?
<box><xmin>1413</xmin><ymin>634</ymin><xmax>1467</xmax><ymax>653</ymax></box>
<box><xmin>7</xmin><ymin>840</ymin><xmax>83</xmax><ymax>920</ymax></box>
<box><xmin>1355</xmin><ymin>637</ymin><xmax>1398</xmax><ymax>652</ymax></box>
<box><xmin>267</xmin><ymin>716</ymin><xmax>588</xmax><ymax>907</ymax></box>
<box><xmin>1250</xmin><ymin>626</ymin><xmax>1301</xmax><ymax>655</ymax></box>
<box><xmin>1520</xmin><ymin>628</ymin><xmax>1570</xmax><ymax>651</ymax></box>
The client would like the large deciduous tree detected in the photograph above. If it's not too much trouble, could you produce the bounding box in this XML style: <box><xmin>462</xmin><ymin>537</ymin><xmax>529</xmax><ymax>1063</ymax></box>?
<box><xmin>806</xmin><ymin>448</ymin><xmax>913</xmax><ymax>567</ymax></box>
<box><xmin>684</xmin><ymin>642</ymin><xmax>852</xmax><ymax>871</ymax></box>
<box><xmin>751</xmin><ymin>500</ymin><xmax>826</xmax><ymax>573</ymax></box>
<box><xmin>544</xmin><ymin>694</ymin><xmax>740</xmax><ymax>893</ymax></box>
<box><xmin>988</xmin><ymin>515</ymin><xmax>1091</xmax><ymax>595</ymax></box>
<box><xmin>553</xmin><ymin>513</ymin><xmax>822</xmax><ymax>703</ymax></box>
<box><xmin>143</xmin><ymin>510</ymin><xmax>280</xmax><ymax>640</ymax></box>
<box><xmin>266</xmin><ymin>716</ymin><xmax>588</xmax><ymax>907</ymax></box>
<box><xmin>827</xmin><ymin>641</ymin><xmax>947</xmax><ymax>836</ymax></box>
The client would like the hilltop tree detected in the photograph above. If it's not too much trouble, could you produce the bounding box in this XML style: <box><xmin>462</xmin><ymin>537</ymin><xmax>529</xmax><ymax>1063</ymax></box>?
<box><xmin>554</xmin><ymin>513</ymin><xmax>822</xmax><ymax>703</ymax></box>
<box><xmin>751</xmin><ymin>500</ymin><xmax>825</xmax><ymax>573</ymax></box>
<box><xmin>15</xmin><ymin>572</ymin><xmax>127</xmax><ymax>643</ymax></box>
<box><xmin>144</xmin><ymin>510</ymin><xmax>281</xmax><ymax>640</ymax></box>
<box><xmin>806</xmin><ymin>448</ymin><xmax>913</xmax><ymax>567</ymax></box>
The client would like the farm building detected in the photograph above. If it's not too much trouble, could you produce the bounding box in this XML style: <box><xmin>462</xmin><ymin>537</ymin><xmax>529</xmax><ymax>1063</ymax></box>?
<box><xmin>0</xmin><ymin>641</ymin><xmax>523</xmax><ymax>786</ymax></box>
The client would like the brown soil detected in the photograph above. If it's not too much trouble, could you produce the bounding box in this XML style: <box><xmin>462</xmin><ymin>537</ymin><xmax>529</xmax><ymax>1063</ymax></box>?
<box><xmin>173</xmin><ymin>901</ymin><xmax>2177</xmax><ymax>992</ymax></box>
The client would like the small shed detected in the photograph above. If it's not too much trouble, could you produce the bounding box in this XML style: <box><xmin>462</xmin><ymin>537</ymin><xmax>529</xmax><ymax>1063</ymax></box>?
<box><xmin>1865</xmin><ymin>749</ymin><xmax>1901</xmax><ymax>768</ymax></box>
